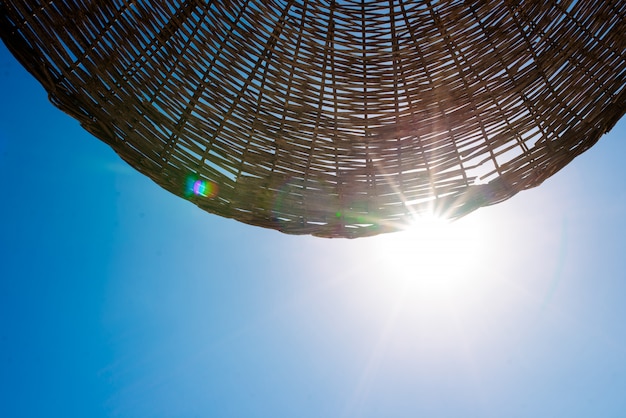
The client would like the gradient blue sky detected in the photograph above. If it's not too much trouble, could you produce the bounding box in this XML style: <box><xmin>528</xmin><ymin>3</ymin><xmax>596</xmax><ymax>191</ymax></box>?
<box><xmin>1</xmin><ymin>41</ymin><xmax>626</xmax><ymax>418</ymax></box>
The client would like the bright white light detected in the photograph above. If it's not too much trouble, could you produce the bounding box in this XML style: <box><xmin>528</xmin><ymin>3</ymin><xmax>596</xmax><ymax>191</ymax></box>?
<box><xmin>373</xmin><ymin>212</ymin><xmax>484</xmax><ymax>301</ymax></box>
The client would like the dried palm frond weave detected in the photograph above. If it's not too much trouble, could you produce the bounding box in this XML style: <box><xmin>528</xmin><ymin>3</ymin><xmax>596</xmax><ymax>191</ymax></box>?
<box><xmin>1</xmin><ymin>0</ymin><xmax>624</xmax><ymax>238</ymax></box>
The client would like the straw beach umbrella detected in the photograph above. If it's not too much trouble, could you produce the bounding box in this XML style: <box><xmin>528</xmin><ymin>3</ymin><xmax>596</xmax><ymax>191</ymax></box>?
<box><xmin>1</xmin><ymin>0</ymin><xmax>624</xmax><ymax>237</ymax></box>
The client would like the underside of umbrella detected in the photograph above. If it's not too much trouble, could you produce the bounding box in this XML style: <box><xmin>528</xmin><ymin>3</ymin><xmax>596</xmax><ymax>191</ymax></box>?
<box><xmin>1</xmin><ymin>0</ymin><xmax>624</xmax><ymax>237</ymax></box>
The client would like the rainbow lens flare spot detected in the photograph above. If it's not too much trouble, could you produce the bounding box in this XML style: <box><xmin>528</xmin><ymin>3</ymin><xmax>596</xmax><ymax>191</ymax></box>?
<box><xmin>185</xmin><ymin>176</ymin><xmax>218</xmax><ymax>198</ymax></box>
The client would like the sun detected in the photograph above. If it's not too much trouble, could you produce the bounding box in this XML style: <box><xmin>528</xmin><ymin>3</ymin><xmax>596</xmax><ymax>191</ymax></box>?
<box><xmin>372</xmin><ymin>212</ymin><xmax>485</xmax><ymax>298</ymax></box>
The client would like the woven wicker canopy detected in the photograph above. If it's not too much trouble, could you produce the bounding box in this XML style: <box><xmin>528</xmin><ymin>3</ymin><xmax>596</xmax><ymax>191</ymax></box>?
<box><xmin>1</xmin><ymin>1</ymin><xmax>624</xmax><ymax>238</ymax></box>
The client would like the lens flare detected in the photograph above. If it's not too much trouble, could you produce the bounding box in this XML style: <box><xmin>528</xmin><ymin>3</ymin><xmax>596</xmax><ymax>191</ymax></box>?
<box><xmin>185</xmin><ymin>175</ymin><xmax>218</xmax><ymax>198</ymax></box>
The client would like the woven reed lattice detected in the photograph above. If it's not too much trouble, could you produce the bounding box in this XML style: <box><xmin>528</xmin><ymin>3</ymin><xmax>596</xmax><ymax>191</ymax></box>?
<box><xmin>1</xmin><ymin>1</ymin><xmax>624</xmax><ymax>237</ymax></box>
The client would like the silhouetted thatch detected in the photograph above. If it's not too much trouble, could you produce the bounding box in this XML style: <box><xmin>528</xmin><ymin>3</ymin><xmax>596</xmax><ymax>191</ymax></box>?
<box><xmin>1</xmin><ymin>0</ymin><xmax>624</xmax><ymax>237</ymax></box>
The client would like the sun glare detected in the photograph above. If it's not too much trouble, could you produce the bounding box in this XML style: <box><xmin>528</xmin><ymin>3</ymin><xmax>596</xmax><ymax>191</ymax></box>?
<box><xmin>373</xmin><ymin>213</ymin><xmax>484</xmax><ymax>299</ymax></box>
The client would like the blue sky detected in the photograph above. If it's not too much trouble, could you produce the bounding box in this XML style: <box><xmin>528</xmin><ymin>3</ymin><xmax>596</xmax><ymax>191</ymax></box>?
<box><xmin>1</xmin><ymin>40</ymin><xmax>626</xmax><ymax>418</ymax></box>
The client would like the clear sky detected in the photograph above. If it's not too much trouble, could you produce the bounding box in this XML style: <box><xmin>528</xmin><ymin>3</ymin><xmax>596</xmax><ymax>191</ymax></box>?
<box><xmin>1</xmin><ymin>40</ymin><xmax>626</xmax><ymax>418</ymax></box>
